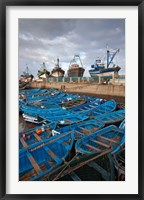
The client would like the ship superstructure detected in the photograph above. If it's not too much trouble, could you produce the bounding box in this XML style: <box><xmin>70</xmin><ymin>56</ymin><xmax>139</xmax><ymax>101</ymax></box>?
<box><xmin>67</xmin><ymin>55</ymin><xmax>85</xmax><ymax>77</ymax></box>
<box><xmin>51</xmin><ymin>58</ymin><xmax>65</xmax><ymax>77</ymax></box>
<box><xmin>37</xmin><ymin>62</ymin><xmax>50</xmax><ymax>79</ymax></box>
<box><xmin>89</xmin><ymin>48</ymin><xmax>121</xmax><ymax>78</ymax></box>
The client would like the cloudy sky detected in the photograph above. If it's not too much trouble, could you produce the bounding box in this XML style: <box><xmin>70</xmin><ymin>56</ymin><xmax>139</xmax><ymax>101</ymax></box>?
<box><xmin>19</xmin><ymin>18</ymin><xmax>125</xmax><ymax>77</ymax></box>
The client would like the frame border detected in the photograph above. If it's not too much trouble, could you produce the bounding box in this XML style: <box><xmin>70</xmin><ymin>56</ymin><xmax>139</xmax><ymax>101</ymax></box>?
<box><xmin>0</xmin><ymin>0</ymin><xmax>143</xmax><ymax>199</ymax></box>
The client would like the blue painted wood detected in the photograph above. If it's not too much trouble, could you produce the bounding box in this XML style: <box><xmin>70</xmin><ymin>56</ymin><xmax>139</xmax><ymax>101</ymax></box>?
<box><xmin>57</xmin><ymin>119</ymin><xmax>105</xmax><ymax>139</ymax></box>
<box><xmin>19</xmin><ymin>122</ymin><xmax>57</xmax><ymax>150</ymax></box>
<box><xmin>94</xmin><ymin>109</ymin><xmax>125</xmax><ymax>125</ymax></box>
<box><xmin>75</xmin><ymin>125</ymin><xmax>125</xmax><ymax>155</ymax></box>
<box><xmin>20</xmin><ymin>88</ymin><xmax>41</xmax><ymax>95</ymax></box>
<box><xmin>19</xmin><ymin>131</ymin><xmax>75</xmax><ymax>181</ymax></box>
<box><xmin>86</xmin><ymin>99</ymin><xmax>117</xmax><ymax>117</ymax></box>
<box><xmin>70</xmin><ymin>98</ymin><xmax>105</xmax><ymax>112</ymax></box>
<box><xmin>119</xmin><ymin>119</ymin><xmax>125</xmax><ymax>130</ymax></box>
<box><xmin>40</xmin><ymin>113</ymin><xmax>89</xmax><ymax>125</ymax></box>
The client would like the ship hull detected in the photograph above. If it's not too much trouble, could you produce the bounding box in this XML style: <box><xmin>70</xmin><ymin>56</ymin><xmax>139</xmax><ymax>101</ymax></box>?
<box><xmin>19</xmin><ymin>74</ymin><xmax>33</xmax><ymax>84</ymax></box>
<box><xmin>39</xmin><ymin>73</ymin><xmax>49</xmax><ymax>79</ymax></box>
<box><xmin>89</xmin><ymin>66</ymin><xmax>120</xmax><ymax>77</ymax></box>
<box><xmin>51</xmin><ymin>70</ymin><xmax>65</xmax><ymax>77</ymax></box>
<box><xmin>68</xmin><ymin>67</ymin><xmax>85</xmax><ymax>77</ymax></box>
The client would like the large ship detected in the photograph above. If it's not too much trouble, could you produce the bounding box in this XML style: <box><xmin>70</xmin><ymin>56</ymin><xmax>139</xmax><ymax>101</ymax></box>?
<box><xmin>19</xmin><ymin>65</ymin><xmax>34</xmax><ymax>83</ymax></box>
<box><xmin>51</xmin><ymin>58</ymin><xmax>65</xmax><ymax>77</ymax></box>
<box><xmin>89</xmin><ymin>48</ymin><xmax>121</xmax><ymax>78</ymax></box>
<box><xmin>37</xmin><ymin>62</ymin><xmax>50</xmax><ymax>79</ymax></box>
<box><xmin>67</xmin><ymin>55</ymin><xmax>85</xmax><ymax>77</ymax></box>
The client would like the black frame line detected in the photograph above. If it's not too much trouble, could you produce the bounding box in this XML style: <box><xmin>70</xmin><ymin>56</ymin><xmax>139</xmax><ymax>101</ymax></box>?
<box><xmin>0</xmin><ymin>0</ymin><xmax>143</xmax><ymax>199</ymax></box>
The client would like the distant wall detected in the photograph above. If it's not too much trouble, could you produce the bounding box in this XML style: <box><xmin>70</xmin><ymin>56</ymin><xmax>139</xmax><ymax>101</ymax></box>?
<box><xmin>30</xmin><ymin>82</ymin><xmax>125</xmax><ymax>97</ymax></box>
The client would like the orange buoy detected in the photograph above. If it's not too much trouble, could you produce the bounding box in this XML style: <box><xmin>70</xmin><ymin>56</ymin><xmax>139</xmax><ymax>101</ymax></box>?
<box><xmin>36</xmin><ymin>129</ymin><xmax>42</xmax><ymax>135</ymax></box>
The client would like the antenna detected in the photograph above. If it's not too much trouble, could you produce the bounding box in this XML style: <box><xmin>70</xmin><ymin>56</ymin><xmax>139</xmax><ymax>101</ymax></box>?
<box><xmin>26</xmin><ymin>64</ymin><xmax>28</xmax><ymax>74</ymax></box>
<box><xmin>57</xmin><ymin>57</ymin><xmax>59</xmax><ymax>66</ymax></box>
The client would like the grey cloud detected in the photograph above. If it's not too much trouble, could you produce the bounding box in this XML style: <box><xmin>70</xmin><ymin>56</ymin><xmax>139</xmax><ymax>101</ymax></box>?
<box><xmin>19</xmin><ymin>18</ymin><xmax>125</xmax><ymax>77</ymax></box>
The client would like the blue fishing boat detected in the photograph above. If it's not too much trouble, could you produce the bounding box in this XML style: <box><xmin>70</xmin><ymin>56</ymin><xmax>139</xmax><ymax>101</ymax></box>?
<box><xmin>21</xmin><ymin>106</ymin><xmax>69</xmax><ymax>125</ymax></box>
<box><xmin>20</xmin><ymin>101</ymin><xmax>64</xmax><ymax>113</ymax></box>
<box><xmin>89</xmin><ymin>47</ymin><xmax>121</xmax><ymax>78</ymax></box>
<box><xmin>60</xmin><ymin>96</ymin><xmax>87</xmax><ymax>109</ymax></box>
<box><xmin>21</xmin><ymin>99</ymin><xmax>117</xmax><ymax>126</ymax></box>
<box><xmin>95</xmin><ymin>109</ymin><xmax>125</xmax><ymax>125</ymax></box>
<box><xmin>20</xmin><ymin>88</ymin><xmax>40</xmax><ymax>95</ymax></box>
<box><xmin>26</xmin><ymin>90</ymin><xmax>65</xmax><ymax>103</ymax></box>
<box><xmin>19</xmin><ymin>122</ymin><xmax>57</xmax><ymax>150</ymax></box>
<box><xmin>20</xmin><ymin>89</ymin><xmax>48</xmax><ymax>96</ymax></box>
<box><xmin>22</xmin><ymin>105</ymin><xmax>68</xmax><ymax>115</ymax></box>
<box><xmin>75</xmin><ymin>125</ymin><xmax>125</xmax><ymax>155</ymax></box>
<box><xmin>40</xmin><ymin>113</ymin><xmax>89</xmax><ymax>126</ymax></box>
<box><xmin>56</xmin><ymin>119</ymin><xmax>105</xmax><ymax>140</ymax></box>
<box><xmin>119</xmin><ymin>119</ymin><xmax>125</xmax><ymax>130</ymax></box>
<box><xmin>19</xmin><ymin>131</ymin><xmax>75</xmax><ymax>181</ymax></box>
<box><xmin>20</xmin><ymin>99</ymin><xmax>68</xmax><ymax>114</ymax></box>
<box><xmin>22</xmin><ymin>112</ymin><xmax>48</xmax><ymax>125</ymax></box>
<box><xmin>77</xmin><ymin>99</ymin><xmax>117</xmax><ymax>117</ymax></box>
<box><xmin>34</xmin><ymin>94</ymin><xmax>79</xmax><ymax>107</ymax></box>
<box><xmin>70</xmin><ymin>98</ymin><xmax>105</xmax><ymax>112</ymax></box>
<box><xmin>29</xmin><ymin>101</ymin><xmax>61</xmax><ymax>110</ymax></box>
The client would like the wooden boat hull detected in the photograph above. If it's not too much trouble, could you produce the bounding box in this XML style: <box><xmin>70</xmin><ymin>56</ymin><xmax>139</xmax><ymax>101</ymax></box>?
<box><xmin>94</xmin><ymin>109</ymin><xmax>125</xmax><ymax>126</ymax></box>
<box><xmin>87</xmin><ymin>99</ymin><xmax>117</xmax><ymax>117</ymax></box>
<box><xmin>56</xmin><ymin>119</ymin><xmax>105</xmax><ymax>140</ymax></box>
<box><xmin>112</xmin><ymin>148</ymin><xmax>125</xmax><ymax>180</ymax></box>
<box><xmin>19</xmin><ymin>122</ymin><xmax>57</xmax><ymax>150</ymax></box>
<box><xmin>40</xmin><ymin>113</ymin><xmax>89</xmax><ymax>126</ymax></box>
<box><xmin>75</xmin><ymin>125</ymin><xmax>125</xmax><ymax>155</ymax></box>
<box><xmin>19</xmin><ymin>131</ymin><xmax>75</xmax><ymax>181</ymax></box>
<box><xmin>70</xmin><ymin>98</ymin><xmax>105</xmax><ymax>112</ymax></box>
<box><xmin>61</xmin><ymin>96</ymin><xmax>86</xmax><ymax>109</ymax></box>
<box><xmin>119</xmin><ymin>119</ymin><xmax>125</xmax><ymax>130</ymax></box>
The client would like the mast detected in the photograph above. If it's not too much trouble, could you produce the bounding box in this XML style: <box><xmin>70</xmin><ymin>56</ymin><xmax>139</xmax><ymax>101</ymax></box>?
<box><xmin>57</xmin><ymin>58</ymin><xmax>59</xmax><ymax>66</ymax></box>
<box><xmin>107</xmin><ymin>48</ymin><xmax>120</xmax><ymax>68</ymax></box>
<box><xmin>57</xmin><ymin>58</ymin><xmax>59</xmax><ymax>76</ymax></box>
<box><xmin>26</xmin><ymin>64</ymin><xmax>28</xmax><ymax>74</ymax></box>
<box><xmin>107</xmin><ymin>50</ymin><xmax>110</xmax><ymax>68</ymax></box>
<box><xmin>74</xmin><ymin>55</ymin><xmax>83</xmax><ymax>68</ymax></box>
<box><xmin>42</xmin><ymin>62</ymin><xmax>46</xmax><ymax>69</ymax></box>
